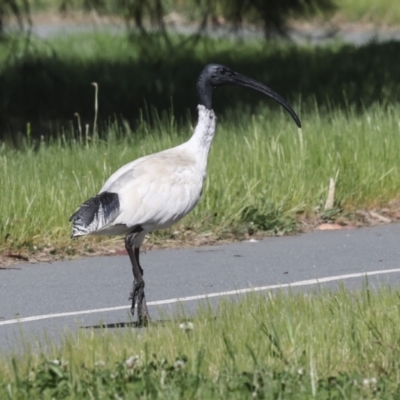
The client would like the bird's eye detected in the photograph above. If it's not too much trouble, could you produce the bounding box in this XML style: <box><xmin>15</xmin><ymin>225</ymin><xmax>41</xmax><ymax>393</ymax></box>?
<box><xmin>220</xmin><ymin>69</ymin><xmax>226</xmax><ymax>75</ymax></box>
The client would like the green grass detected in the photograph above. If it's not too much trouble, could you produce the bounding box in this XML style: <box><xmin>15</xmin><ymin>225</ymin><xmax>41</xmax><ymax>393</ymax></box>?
<box><xmin>1</xmin><ymin>101</ymin><xmax>400</xmax><ymax>253</ymax></box>
<box><xmin>1</xmin><ymin>286</ymin><xmax>400</xmax><ymax>398</ymax></box>
<box><xmin>336</xmin><ymin>0</ymin><xmax>400</xmax><ymax>25</ymax></box>
<box><xmin>1</xmin><ymin>33</ymin><xmax>400</xmax><ymax>254</ymax></box>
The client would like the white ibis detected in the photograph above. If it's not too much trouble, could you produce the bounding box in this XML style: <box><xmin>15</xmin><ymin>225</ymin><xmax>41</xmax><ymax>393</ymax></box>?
<box><xmin>70</xmin><ymin>64</ymin><xmax>301</xmax><ymax>325</ymax></box>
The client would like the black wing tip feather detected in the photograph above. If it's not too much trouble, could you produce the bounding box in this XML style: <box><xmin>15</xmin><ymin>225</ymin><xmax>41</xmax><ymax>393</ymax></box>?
<box><xmin>70</xmin><ymin>192</ymin><xmax>120</xmax><ymax>235</ymax></box>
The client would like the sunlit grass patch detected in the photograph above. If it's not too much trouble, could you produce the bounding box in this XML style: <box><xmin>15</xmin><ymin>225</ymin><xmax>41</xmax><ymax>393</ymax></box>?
<box><xmin>1</xmin><ymin>32</ymin><xmax>397</xmax><ymax>259</ymax></box>
<box><xmin>1</xmin><ymin>101</ymin><xmax>400</xmax><ymax>254</ymax></box>
<box><xmin>1</xmin><ymin>285</ymin><xmax>400</xmax><ymax>398</ymax></box>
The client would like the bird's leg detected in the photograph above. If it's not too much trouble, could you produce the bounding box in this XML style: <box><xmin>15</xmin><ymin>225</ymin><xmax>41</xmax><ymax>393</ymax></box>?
<box><xmin>134</xmin><ymin>247</ymin><xmax>151</xmax><ymax>321</ymax></box>
<box><xmin>128</xmin><ymin>246</ymin><xmax>143</xmax><ymax>301</ymax></box>
<box><xmin>125</xmin><ymin>232</ymin><xmax>150</xmax><ymax>326</ymax></box>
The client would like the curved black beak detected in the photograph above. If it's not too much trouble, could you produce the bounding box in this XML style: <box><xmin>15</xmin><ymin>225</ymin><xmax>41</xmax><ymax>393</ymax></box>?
<box><xmin>231</xmin><ymin>72</ymin><xmax>301</xmax><ymax>128</ymax></box>
<box><xmin>197</xmin><ymin>63</ymin><xmax>301</xmax><ymax>128</ymax></box>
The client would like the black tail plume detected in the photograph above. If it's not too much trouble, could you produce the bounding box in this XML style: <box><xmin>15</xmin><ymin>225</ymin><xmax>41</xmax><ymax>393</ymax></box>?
<box><xmin>70</xmin><ymin>192</ymin><xmax>120</xmax><ymax>237</ymax></box>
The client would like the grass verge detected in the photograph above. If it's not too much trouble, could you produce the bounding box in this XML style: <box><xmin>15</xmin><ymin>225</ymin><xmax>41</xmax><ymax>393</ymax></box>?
<box><xmin>2</xmin><ymin>101</ymin><xmax>400</xmax><ymax>259</ymax></box>
<box><xmin>1</xmin><ymin>33</ymin><xmax>400</xmax><ymax>259</ymax></box>
<box><xmin>1</xmin><ymin>285</ymin><xmax>400</xmax><ymax>398</ymax></box>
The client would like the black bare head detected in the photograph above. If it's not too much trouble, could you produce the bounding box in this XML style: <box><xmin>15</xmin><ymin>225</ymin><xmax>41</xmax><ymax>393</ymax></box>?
<box><xmin>197</xmin><ymin>63</ymin><xmax>301</xmax><ymax>128</ymax></box>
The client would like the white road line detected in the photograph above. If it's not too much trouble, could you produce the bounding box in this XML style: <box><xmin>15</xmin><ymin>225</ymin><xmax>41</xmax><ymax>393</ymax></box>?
<box><xmin>1</xmin><ymin>268</ymin><xmax>400</xmax><ymax>327</ymax></box>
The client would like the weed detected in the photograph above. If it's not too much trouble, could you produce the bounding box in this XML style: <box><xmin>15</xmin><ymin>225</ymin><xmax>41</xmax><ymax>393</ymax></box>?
<box><xmin>2</xmin><ymin>287</ymin><xmax>400</xmax><ymax>398</ymax></box>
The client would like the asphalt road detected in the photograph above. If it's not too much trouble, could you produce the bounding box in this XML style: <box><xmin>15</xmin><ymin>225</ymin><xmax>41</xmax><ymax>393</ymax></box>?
<box><xmin>1</xmin><ymin>223</ymin><xmax>400</xmax><ymax>353</ymax></box>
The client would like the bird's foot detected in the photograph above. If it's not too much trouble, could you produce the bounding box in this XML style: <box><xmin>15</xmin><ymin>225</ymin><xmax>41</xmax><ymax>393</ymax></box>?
<box><xmin>130</xmin><ymin>280</ymin><xmax>151</xmax><ymax>327</ymax></box>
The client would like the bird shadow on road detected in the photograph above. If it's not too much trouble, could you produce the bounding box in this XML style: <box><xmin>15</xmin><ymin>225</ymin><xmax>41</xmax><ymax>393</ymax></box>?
<box><xmin>81</xmin><ymin>321</ymin><xmax>137</xmax><ymax>329</ymax></box>
<box><xmin>81</xmin><ymin>317</ymin><xmax>197</xmax><ymax>330</ymax></box>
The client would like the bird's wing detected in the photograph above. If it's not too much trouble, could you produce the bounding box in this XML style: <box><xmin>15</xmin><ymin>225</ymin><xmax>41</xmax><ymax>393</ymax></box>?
<box><xmin>100</xmin><ymin>149</ymin><xmax>204</xmax><ymax>233</ymax></box>
<box><xmin>100</xmin><ymin>152</ymin><xmax>154</xmax><ymax>193</ymax></box>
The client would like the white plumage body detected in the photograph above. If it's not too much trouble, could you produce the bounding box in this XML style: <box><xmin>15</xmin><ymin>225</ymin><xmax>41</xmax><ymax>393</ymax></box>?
<box><xmin>71</xmin><ymin>106</ymin><xmax>216</xmax><ymax>243</ymax></box>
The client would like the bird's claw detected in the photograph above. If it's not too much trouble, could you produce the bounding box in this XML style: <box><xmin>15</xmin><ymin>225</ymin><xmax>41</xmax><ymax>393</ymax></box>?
<box><xmin>130</xmin><ymin>280</ymin><xmax>150</xmax><ymax>326</ymax></box>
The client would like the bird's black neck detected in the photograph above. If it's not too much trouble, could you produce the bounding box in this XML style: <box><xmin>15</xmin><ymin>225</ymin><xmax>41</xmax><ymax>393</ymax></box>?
<box><xmin>196</xmin><ymin>71</ymin><xmax>213</xmax><ymax>110</ymax></box>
